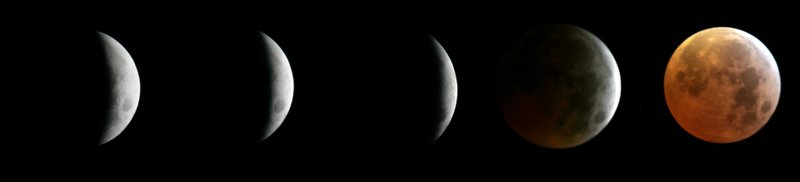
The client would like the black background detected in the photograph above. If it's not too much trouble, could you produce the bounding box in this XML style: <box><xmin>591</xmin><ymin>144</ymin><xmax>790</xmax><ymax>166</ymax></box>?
<box><xmin>4</xmin><ymin>2</ymin><xmax>798</xmax><ymax>176</ymax></box>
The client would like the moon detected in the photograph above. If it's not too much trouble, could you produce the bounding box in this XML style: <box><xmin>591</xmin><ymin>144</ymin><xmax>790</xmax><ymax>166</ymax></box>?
<box><xmin>410</xmin><ymin>34</ymin><xmax>458</xmax><ymax>148</ymax></box>
<box><xmin>428</xmin><ymin>35</ymin><xmax>457</xmax><ymax>144</ymax></box>
<box><xmin>497</xmin><ymin>24</ymin><xmax>621</xmax><ymax>149</ymax></box>
<box><xmin>99</xmin><ymin>32</ymin><xmax>140</xmax><ymax>145</ymax></box>
<box><xmin>259</xmin><ymin>32</ymin><xmax>294</xmax><ymax>141</ymax></box>
<box><xmin>664</xmin><ymin>27</ymin><xmax>780</xmax><ymax>143</ymax></box>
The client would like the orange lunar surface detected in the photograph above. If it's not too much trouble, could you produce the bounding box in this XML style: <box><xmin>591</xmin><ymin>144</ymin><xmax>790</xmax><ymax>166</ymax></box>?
<box><xmin>664</xmin><ymin>27</ymin><xmax>781</xmax><ymax>143</ymax></box>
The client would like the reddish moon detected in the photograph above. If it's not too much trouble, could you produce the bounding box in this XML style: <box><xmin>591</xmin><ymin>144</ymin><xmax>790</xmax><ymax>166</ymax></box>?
<box><xmin>497</xmin><ymin>25</ymin><xmax>621</xmax><ymax>149</ymax></box>
<box><xmin>664</xmin><ymin>27</ymin><xmax>781</xmax><ymax>143</ymax></box>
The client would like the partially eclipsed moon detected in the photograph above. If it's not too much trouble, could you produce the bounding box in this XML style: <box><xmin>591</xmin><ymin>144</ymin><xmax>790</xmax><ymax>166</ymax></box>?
<box><xmin>99</xmin><ymin>32</ymin><xmax>140</xmax><ymax>145</ymax></box>
<box><xmin>664</xmin><ymin>27</ymin><xmax>780</xmax><ymax>143</ymax></box>
<box><xmin>259</xmin><ymin>32</ymin><xmax>294</xmax><ymax>141</ymax></box>
<box><xmin>429</xmin><ymin>35</ymin><xmax>457</xmax><ymax>144</ymax></box>
<box><xmin>497</xmin><ymin>24</ymin><xmax>621</xmax><ymax>149</ymax></box>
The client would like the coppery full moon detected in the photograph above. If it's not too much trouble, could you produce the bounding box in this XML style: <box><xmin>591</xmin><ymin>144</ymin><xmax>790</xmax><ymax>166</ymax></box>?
<box><xmin>497</xmin><ymin>25</ymin><xmax>621</xmax><ymax>149</ymax></box>
<box><xmin>664</xmin><ymin>27</ymin><xmax>781</xmax><ymax>143</ymax></box>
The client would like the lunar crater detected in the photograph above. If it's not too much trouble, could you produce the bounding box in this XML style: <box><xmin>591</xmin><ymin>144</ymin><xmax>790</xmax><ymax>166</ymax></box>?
<box><xmin>273</xmin><ymin>98</ymin><xmax>286</xmax><ymax>113</ymax></box>
<box><xmin>121</xmin><ymin>98</ymin><xmax>133</xmax><ymax>112</ymax></box>
<box><xmin>732</xmin><ymin>67</ymin><xmax>760</xmax><ymax>110</ymax></box>
<box><xmin>760</xmin><ymin>101</ymin><xmax>772</xmax><ymax>113</ymax></box>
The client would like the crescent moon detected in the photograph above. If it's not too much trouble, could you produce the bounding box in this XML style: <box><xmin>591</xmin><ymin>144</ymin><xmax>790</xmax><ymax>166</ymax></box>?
<box><xmin>429</xmin><ymin>35</ymin><xmax>457</xmax><ymax>143</ymax></box>
<box><xmin>99</xmin><ymin>32</ymin><xmax>140</xmax><ymax>145</ymax></box>
<box><xmin>259</xmin><ymin>32</ymin><xmax>294</xmax><ymax>141</ymax></box>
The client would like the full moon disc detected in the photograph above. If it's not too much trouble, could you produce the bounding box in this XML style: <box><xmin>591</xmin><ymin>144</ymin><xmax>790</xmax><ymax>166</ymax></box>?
<box><xmin>497</xmin><ymin>24</ymin><xmax>621</xmax><ymax>149</ymax></box>
<box><xmin>664</xmin><ymin>27</ymin><xmax>780</xmax><ymax>143</ymax></box>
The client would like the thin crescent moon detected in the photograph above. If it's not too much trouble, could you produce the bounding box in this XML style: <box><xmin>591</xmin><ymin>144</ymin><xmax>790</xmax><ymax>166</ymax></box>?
<box><xmin>259</xmin><ymin>32</ymin><xmax>294</xmax><ymax>141</ymax></box>
<box><xmin>99</xmin><ymin>32</ymin><xmax>140</xmax><ymax>145</ymax></box>
<box><xmin>429</xmin><ymin>35</ymin><xmax>457</xmax><ymax>143</ymax></box>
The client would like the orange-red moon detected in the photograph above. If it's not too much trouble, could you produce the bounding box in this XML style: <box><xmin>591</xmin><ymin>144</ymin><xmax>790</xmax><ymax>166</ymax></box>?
<box><xmin>664</xmin><ymin>27</ymin><xmax>781</xmax><ymax>143</ymax></box>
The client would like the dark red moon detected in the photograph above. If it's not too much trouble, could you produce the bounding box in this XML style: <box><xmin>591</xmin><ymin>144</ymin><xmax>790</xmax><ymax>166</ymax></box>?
<box><xmin>497</xmin><ymin>25</ymin><xmax>621</xmax><ymax>149</ymax></box>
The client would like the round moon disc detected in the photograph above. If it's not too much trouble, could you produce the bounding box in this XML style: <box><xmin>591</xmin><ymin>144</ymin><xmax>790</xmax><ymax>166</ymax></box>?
<box><xmin>664</xmin><ymin>27</ymin><xmax>780</xmax><ymax>143</ymax></box>
<box><xmin>497</xmin><ymin>24</ymin><xmax>621</xmax><ymax>149</ymax></box>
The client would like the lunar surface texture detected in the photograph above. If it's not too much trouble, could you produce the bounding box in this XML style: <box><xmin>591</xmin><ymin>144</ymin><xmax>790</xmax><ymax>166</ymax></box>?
<box><xmin>497</xmin><ymin>25</ymin><xmax>621</xmax><ymax>149</ymax></box>
<box><xmin>664</xmin><ymin>27</ymin><xmax>780</xmax><ymax>143</ymax></box>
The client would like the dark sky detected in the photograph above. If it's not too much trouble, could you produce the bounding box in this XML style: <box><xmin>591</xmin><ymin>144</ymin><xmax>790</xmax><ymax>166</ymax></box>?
<box><xmin>4</xmin><ymin>3</ymin><xmax>798</xmax><ymax>175</ymax></box>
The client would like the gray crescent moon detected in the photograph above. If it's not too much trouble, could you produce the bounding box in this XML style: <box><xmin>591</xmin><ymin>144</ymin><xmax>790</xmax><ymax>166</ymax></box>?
<box><xmin>99</xmin><ymin>32</ymin><xmax>140</xmax><ymax>145</ymax></box>
<box><xmin>430</xmin><ymin>35</ymin><xmax>457</xmax><ymax>143</ymax></box>
<box><xmin>259</xmin><ymin>32</ymin><xmax>294</xmax><ymax>141</ymax></box>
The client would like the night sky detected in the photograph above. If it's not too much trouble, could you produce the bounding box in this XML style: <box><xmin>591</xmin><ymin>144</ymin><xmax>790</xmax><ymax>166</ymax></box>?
<box><xmin>4</xmin><ymin>2</ymin><xmax>798</xmax><ymax>175</ymax></box>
